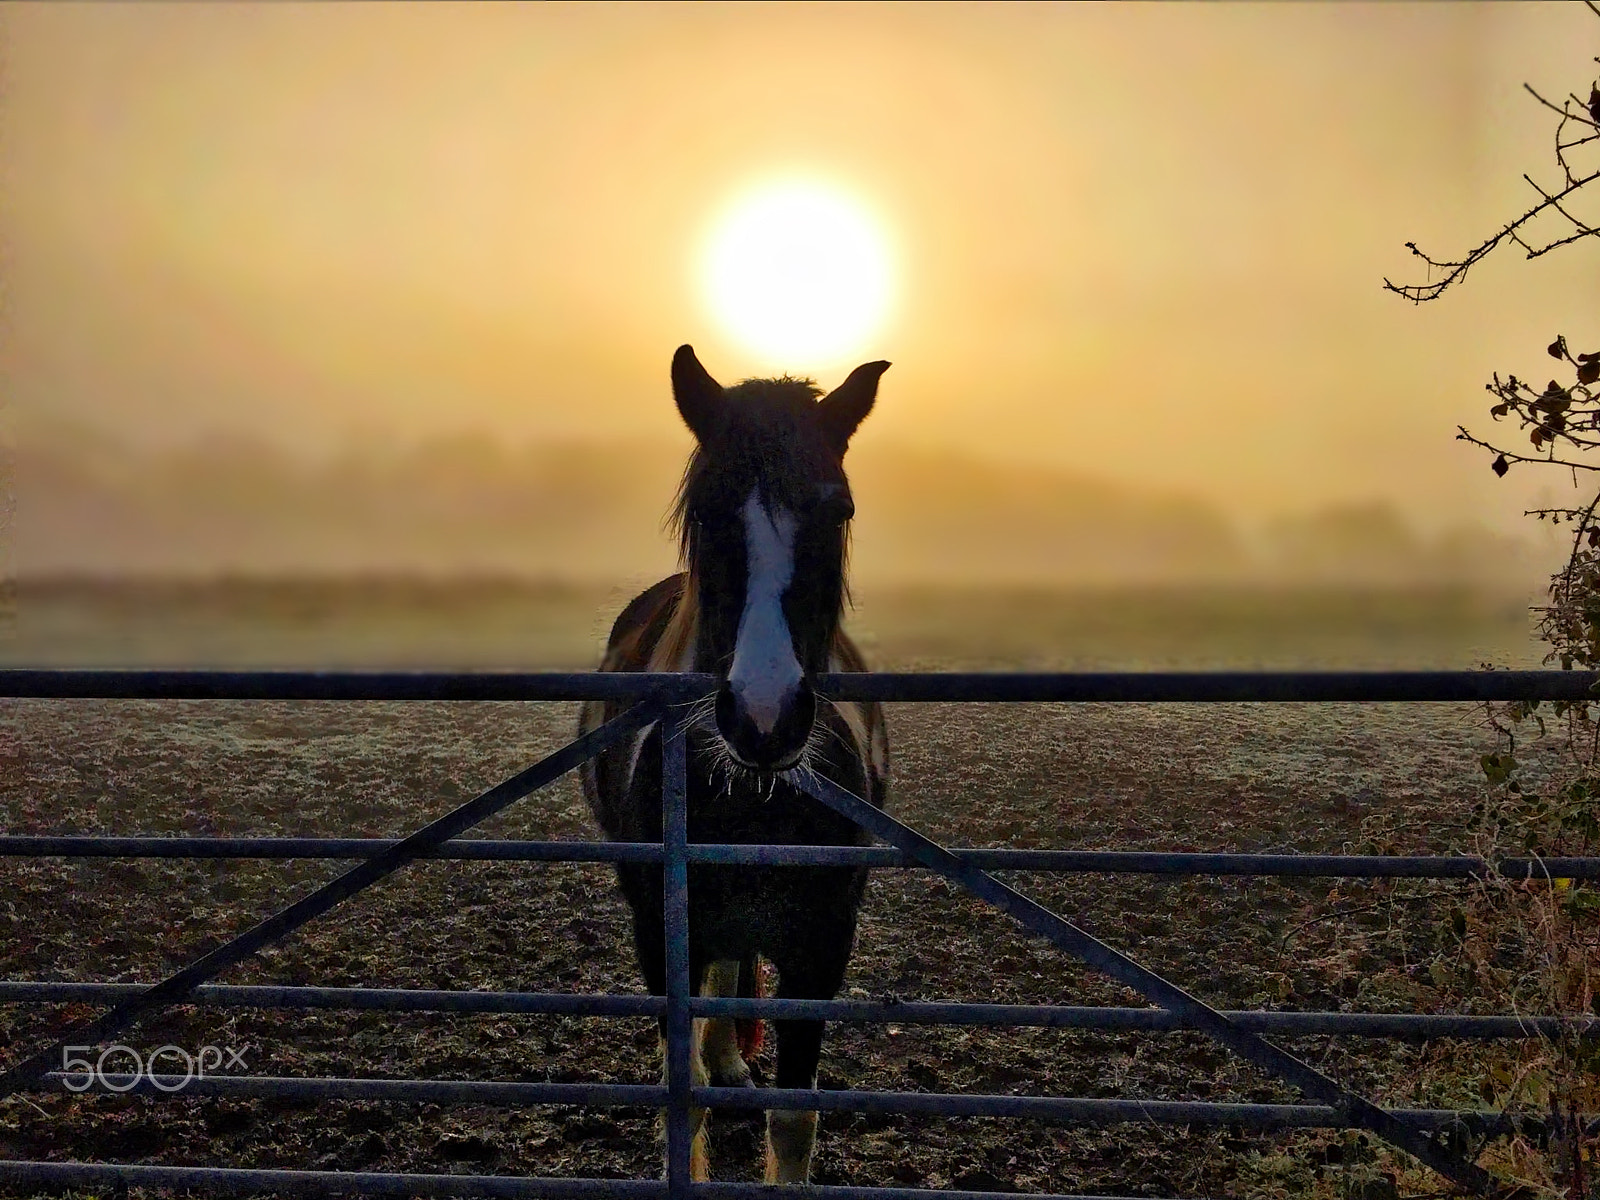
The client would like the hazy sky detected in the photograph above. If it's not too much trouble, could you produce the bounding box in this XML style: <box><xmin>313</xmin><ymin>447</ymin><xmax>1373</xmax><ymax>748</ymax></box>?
<box><xmin>3</xmin><ymin>2</ymin><xmax>1596</xmax><ymax>531</ymax></box>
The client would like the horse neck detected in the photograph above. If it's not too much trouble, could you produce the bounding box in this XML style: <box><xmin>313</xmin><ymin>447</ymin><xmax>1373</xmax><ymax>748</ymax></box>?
<box><xmin>648</xmin><ymin>573</ymin><xmax>700</xmax><ymax>673</ymax></box>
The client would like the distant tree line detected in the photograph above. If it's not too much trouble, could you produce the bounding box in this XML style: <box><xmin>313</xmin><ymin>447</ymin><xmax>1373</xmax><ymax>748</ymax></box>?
<box><xmin>19</xmin><ymin>421</ymin><xmax>1549</xmax><ymax>587</ymax></box>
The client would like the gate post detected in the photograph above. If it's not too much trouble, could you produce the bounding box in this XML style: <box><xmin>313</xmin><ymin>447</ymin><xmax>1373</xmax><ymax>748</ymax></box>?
<box><xmin>661</xmin><ymin>715</ymin><xmax>693</xmax><ymax>1195</ymax></box>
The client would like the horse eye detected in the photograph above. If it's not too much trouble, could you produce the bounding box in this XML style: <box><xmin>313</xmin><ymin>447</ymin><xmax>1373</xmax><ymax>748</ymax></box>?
<box><xmin>816</xmin><ymin>495</ymin><xmax>854</xmax><ymax>525</ymax></box>
<box><xmin>690</xmin><ymin>509</ymin><xmax>724</xmax><ymax>535</ymax></box>
<box><xmin>810</xmin><ymin>483</ymin><xmax>854</xmax><ymax>524</ymax></box>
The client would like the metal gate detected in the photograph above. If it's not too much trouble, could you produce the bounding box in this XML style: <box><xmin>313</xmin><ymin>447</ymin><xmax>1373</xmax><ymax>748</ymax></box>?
<box><xmin>1</xmin><ymin>668</ymin><xmax>1597</xmax><ymax>1199</ymax></box>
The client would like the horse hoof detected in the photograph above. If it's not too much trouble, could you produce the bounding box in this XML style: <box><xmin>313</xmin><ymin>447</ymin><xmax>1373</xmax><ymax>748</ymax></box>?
<box><xmin>708</xmin><ymin>1066</ymin><xmax>756</xmax><ymax>1089</ymax></box>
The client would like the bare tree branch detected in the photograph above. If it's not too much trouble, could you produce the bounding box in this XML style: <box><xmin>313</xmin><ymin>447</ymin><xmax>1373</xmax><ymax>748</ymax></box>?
<box><xmin>1383</xmin><ymin>168</ymin><xmax>1599</xmax><ymax>302</ymax></box>
<box><xmin>1385</xmin><ymin>32</ymin><xmax>1600</xmax><ymax>303</ymax></box>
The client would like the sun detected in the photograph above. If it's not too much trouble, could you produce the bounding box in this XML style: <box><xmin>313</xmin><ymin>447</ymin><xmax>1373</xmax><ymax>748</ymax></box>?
<box><xmin>699</xmin><ymin>178</ymin><xmax>894</xmax><ymax>368</ymax></box>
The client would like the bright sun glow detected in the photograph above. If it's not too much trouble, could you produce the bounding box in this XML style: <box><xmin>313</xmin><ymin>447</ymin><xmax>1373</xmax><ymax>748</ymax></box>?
<box><xmin>700</xmin><ymin>179</ymin><xmax>894</xmax><ymax>367</ymax></box>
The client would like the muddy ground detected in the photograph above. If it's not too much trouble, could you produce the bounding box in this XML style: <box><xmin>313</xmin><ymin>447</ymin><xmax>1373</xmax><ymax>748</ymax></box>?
<box><xmin>0</xmin><ymin>692</ymin><xmax>1533</xmax><ymax>1197</ymax></box>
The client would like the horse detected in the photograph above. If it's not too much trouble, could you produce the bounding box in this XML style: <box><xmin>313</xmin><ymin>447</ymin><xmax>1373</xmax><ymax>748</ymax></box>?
<box><xmin>578</xmin><ymin>344</ymin><xmax>890</xmax><ymax>1184</ymax></box>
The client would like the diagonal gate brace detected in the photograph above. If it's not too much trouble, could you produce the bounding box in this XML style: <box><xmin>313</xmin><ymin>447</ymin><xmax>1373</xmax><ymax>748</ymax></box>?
<box><xmin>794</xmin><ymin>770</ymin><xmax>1497</xmax><ymax>1194</ymax></box>
<box><xmin>0</xmin><ymin>701</ymin><xmax>661</xmax><ymax>1101</ymax></box>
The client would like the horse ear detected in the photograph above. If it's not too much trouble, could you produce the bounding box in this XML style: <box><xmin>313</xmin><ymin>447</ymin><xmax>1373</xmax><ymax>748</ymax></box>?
<box><xmin>818</xmin><ymin>360</ymin><xmax>890</xmax><ymax>451</ymax></box>
<box><xmin>671</xmin><ymin>345</ymin><xmax>725</xmax><ymax>443</ymax></box>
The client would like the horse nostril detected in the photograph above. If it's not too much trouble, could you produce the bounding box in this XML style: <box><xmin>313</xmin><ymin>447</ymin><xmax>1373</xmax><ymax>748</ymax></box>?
<box><xmin>714</xmin><ymin>681</ymin><xmax>815</xmax><ymax>770</ymax></box>
<box><xmin>787</xmin><ymin>681</ymin><xmax>817</xmax><ymax>739</ymax></box>
<box><xmin>714</xmin><ymin>684</ymin><xmax>740</xmax><ymax>743</ymax></box>
<box><xmin>713</xmin><ymin>684</ymin><xmax>769</xmax><ymax>763</ymax></box>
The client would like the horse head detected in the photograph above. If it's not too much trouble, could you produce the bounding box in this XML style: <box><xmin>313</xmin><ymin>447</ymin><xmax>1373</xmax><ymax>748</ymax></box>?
<box><xmin>669</xmin><ymin>344</ymin><xmax>888</xmax><ymax>773</ymax></box>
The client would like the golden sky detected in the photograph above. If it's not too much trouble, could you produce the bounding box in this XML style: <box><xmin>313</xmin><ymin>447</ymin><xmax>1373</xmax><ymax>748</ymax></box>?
<box><xmin>3</xmin><ymin>2</ymin><xmax>1596</xmax><ymax>532</ymax></box>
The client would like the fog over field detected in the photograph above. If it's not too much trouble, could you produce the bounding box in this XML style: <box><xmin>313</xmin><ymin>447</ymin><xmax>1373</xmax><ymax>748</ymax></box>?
<box><xmin>10</xmin><ymin>417</ymin><xmax>1559</xmax><ymax>672</ymax></box>
<box><xmin>17</xmin><ymin>419</ymin><xmax>1560</xmax><ymax>589</ymax></box>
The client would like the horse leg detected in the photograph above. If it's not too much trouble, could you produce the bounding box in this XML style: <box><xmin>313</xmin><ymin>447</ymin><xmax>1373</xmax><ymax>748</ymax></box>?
<box><xmin>657</xmin><ymin>1011</ymin><xmax>712</xmax><ymax>1182</ymax></box>
<box><xmin>629</xmin><ymin>888</ymin><xmax>712</xmax><ymax>1182</ymax></box>
<box><xmin>764</xmin><ymin>1017</ymin><xmax>823</xmax><ymax>1184</ymax></box>
<box><xmin>764</xmin><ymin>930</ymin><xmax>853</xmax><ymax>1185</ymax></box>
<box><xmin>699</xmin><ymin>958</ymin><xmax>755</xmax><ymax>1088</ymax></box>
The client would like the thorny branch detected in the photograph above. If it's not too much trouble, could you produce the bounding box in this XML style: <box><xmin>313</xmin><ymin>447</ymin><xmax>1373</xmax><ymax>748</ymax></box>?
<box><xmin>1432</xmin><ymin>15</ymin><xmax>1600</xmax><ymax>622</ymax></box>
<box><xmin>1384</xmin><ymin>11</ymin><xmax>1599</xmax><ymax>304</ymax></box>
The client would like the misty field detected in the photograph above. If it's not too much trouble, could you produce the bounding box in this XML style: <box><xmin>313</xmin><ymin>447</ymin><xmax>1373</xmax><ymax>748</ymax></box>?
<box><xmin>0</xmin><ymin>579</ymin><xmax>1571</xmax><ymax>1194</ymax></box>
<box><xmin>2</xmin><ymin>576</ymin><xmax>1546</xmax><ymax>672</ymax></box>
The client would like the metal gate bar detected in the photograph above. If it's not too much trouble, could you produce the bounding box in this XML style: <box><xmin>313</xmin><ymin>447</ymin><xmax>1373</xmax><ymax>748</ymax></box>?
<box><xmin>5</xmin><ymin>834</ymin><xmax>1597</xmax><ymax>879</ymax></box>
<box><xmin>662</xmin><ymin>718</ymin><xmax>694</xmax><ymax>1195</ymax></box>
<box><xmin>3</xmin><ymin>981</ymin><xmax>1590</xmax><ymax>1039</ymax></box>
<box><xmin>795</xmin><ymin>770</ymin><xmax>1494</xmax><ymax>1190</ymax></box>
<box><xmin>4</xmin><ymin>667</ymin><xmax>1600</xmax><ymax>702</ymax></box>
<box><xmin>21</xmin><ymin>1071</ymin><xmax>1510</xmax><ymax>1134</ymax></box>
<box><xmin>0</xmin><ymin>1161</ymin><xmax>1188</xmax><ymax>1200</ymax></box>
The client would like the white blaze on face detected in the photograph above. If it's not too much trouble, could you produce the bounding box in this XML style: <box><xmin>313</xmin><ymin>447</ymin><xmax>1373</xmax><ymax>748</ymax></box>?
<box><xmin>728</xmin><ymin>491</ymin><xmax>802</xmax><ymax>735</ymax></box>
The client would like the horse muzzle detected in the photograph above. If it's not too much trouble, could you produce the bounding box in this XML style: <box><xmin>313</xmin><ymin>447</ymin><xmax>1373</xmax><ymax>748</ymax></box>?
<box><xmin>714</xmin><ymin>678</ymin><xmax>817</xmax><ymax>773</ymax></box>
